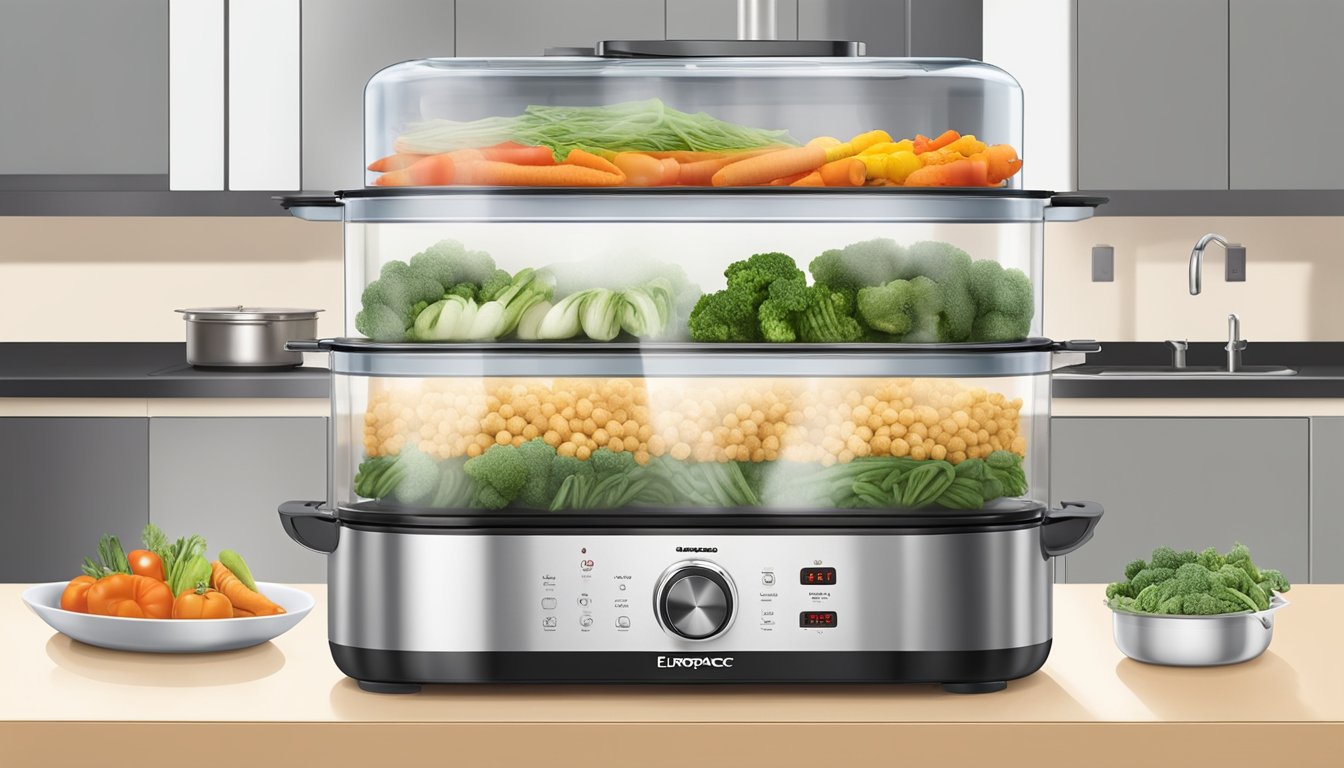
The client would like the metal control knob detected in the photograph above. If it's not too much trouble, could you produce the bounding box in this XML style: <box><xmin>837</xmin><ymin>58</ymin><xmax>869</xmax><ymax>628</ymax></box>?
<box><xmin>655</xmin><ymin>561</ymin><xmax>736</xmax><ymax>641</ymax></box>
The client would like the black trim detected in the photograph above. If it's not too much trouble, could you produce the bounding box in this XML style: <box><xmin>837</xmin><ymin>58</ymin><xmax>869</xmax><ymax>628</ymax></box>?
<box><xmin>338</xmin><ymin>522</ymin><xmax>1043</xmax><ymax>537</ymax></box>
<box><xmin>307</xmin><ymin>337</ymin><xmax>1060</xmax><ymax>355</ymax></box>
<box><xmin>330</xmin><ymin>642</ymin><xmax>1051</xmax><ymax>685</ymax></box>
<box><xmin>1048</xmin><ymin>193</ymin><xmax>1108</xmax><ymax>209</ymax></box>
<box><xmin>333</xmin><ymin>499</ymin><xmax>1048</xmax><ymax>532</ymax></box>
<box><xmin>331</xmin><ymin>186</ymin><xmax>1059</xmax><ymax>200</ymax></box>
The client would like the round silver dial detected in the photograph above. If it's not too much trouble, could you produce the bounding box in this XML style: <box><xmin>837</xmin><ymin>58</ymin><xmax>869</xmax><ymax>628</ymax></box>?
<box><xmin>655</xmin><ymin>561</ymin><xmax>736</xmax><ymax>641</ymax></box>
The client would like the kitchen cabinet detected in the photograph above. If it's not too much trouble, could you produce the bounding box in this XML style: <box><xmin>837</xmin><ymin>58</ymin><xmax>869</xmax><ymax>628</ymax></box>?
<box><xmin>1076</xmin><ymin>0</ymin><xmax>1227</xmax><ymax>191</ymax></box>
<box><xmin>301</xmin><ymin>0</ymin><xmax>458</xmax><ymax>192</ymax></box>
<box><xmin>1310</xmin><ymin>418</ymin><xmax>1344</xmax><ymax>583</ymax></box>
<box><xmin>1230</xmin><ymin>1</ymin><xmax>1344</xmax><ymax>190</ymax></box>
<box><xmin>0</xmin><ymin>418</ymin><xmax>148</xmax><ymax>582</ymax></box>
<box><xmin>0</xmin><ymin>0</ymin><xmax>167</xmax><ymax>179</ymax></box>
<box><xmin>148</xmin><ymin>418</ymin><xmax>327</xmax><ymax>583</ymax></box>
<box><xmin>455</xmin><ymin>0</ymin><xmax>664</xmax><ymax>56</ymax></box>
<box><xmin>798</xmin><ymin>0</ymin><xmax>905</xmax><ymax>55</ymax></box>
<box><xmin>1051</xmin><ymin>418</ymin><xmax>1308</xmax><ymax>584</ymax></box>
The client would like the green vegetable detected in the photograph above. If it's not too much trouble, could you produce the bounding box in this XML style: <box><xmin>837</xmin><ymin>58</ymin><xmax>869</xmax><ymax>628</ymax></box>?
<box><xmin>807</xmin><ymin>238</ymin><xmax>906</xmax><ymax>307</ymax></box>
<box><xmin>170</xmin><ymin>555</ymin><xmax>212</xmax><ymax>598</ymax></box>
<box><xmin>160</xmin><ymin>533</ymin><xmax>208</xmax><ymax>595</ymax></box>
<box><xmin>894</xmin><ymin>241</ymin><xmax>977</xmax><ymax>343</ymax></box>
<box><xmin>412</xmin><ymin>268</ymin><xmax>555</xmax><ymax>341</ymax></box>
<box><xmin>463</xmin><ymin>443</ymin><xmax>534</xmax><ymax>509</ymax></box>
<box><xmin>356</xmin><ymin>447</ymin><xmax>440</xmax><ymax>505</ymax></box>
<box><xmin>395</xmin><ymin>99</ymin><xmax>797</xmax><ymax>161</ymax></box>
<box><xmin>966</xmin><ymin>259</ymin><xmax>1034</xmax><ymax>342</ymax></box>
<box><xmin>1107</xmin><ymin>543</ymin><xmax>1290</xmax><ymax>615</ymax></box>
<box><xmin>218</xmin><ymin>550</ymin><xmax>258</xmax><ymax>592</ymax></box>
<box><xmin>691</xmin><ymin>252</ymin><xmax>861</xmax><ymax>343</ymax></box>
<box><xmin>899</xmin><ymin>461</ymin><xmax>956</xmax><ymax>507</ymax></box>
<box><xmin>856</xmin><ymin>275</ymin><xmax>943</xmax><ymax>340</ymax></box>
<box><xmin>356</xmin><ymin>240</ymin><xmax>514</xmax><ymax>342</ymax></box>
<box><xmin>81</xmin><ymin>534</ymin><xmax>131</xmax><ymax>578</ymax></box>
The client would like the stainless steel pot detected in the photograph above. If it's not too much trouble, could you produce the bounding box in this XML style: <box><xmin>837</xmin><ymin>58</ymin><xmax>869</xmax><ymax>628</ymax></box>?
<box><xmin>1111</xmin><ymin>596</ymin><xmax>1288</xmax><ymax>666</ymax></box>
<box><xmin>176</xmin><ymin>307</ymin><xmax>322</xmax><ymax>369</ymax></box>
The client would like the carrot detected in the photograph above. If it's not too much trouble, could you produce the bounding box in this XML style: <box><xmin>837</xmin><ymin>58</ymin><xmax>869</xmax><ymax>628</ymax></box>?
<box><xmin>915</xmin><ymin>149</ymin><xmax>967</xmax><ymax>167</ymax></box>
<box><xmin>211</xmin><ymin>560</ymin><xmax>285</xmax><ymax>616</ymax></box>
<box><xmin>913</xmin><ymin>130</ymin><xmax>961</xmax><ymax>155</ymax></box>
<box><xmin>941</xmin><ymin>134</ymin><xmax>988</xmax><ymax>157</ymax></box>
<box><xmin>858</xmin><ymin>151</ymin><xmax>923</xmax><ymax>184</ymax></box>
<box><xmin>562</xmin><ymin>148</ymin><xmax>624</xmax><ymax>175</ymax></box>
<box><xmin>818</xmin><ymin>158</ymin><xmax>865</xmax><ymax>187</ymax></box>
<box><xmin>640</xmin><ymin>150</ymin><xmax>726</xmax><ymax>163</ymax></box>
<box><xmin>980</xmin><ymin>144</ymin><xmax>1023</xmax><ymax>184</ymax></box>
<box><xmin>613</xmin><ymin>152</ymin><xmax>667</xmax><ymax>186</ymax></box>
<box><xmin>372</xmin><ymin>153</ymin><xmax>456</xmax><ymax>186</ymax></box>
<box><xmin>456</xmin><ymin>160</ymin><xmax>626</xmax><ymax>186</ymax></box>
<box><xmin>768</xmin><ymin>171</ymin><xmax>812</xmax><ymax>186</ymax></box>
<box><xmin>789</xmin><ymin>171</ymin><xmax>825</xmax><ymax>187</ymax></box>
<box><xmin>903</xmin><ymin>156</ymin><xmax>990</xmax><ymax>187</ymax></box>
<box><xmin>806</xmin><ymin>136</ymin><xmax>843</xmax><ymax>149</ymax></box>
<box><xmin>673</xmin><ymin>148</ymin><xmax>774</xmax><ymax>186</ymax></box>
<box><xmin>859</xmin><ymin>140</ymin><xmax>915</xmax><ymax>156</ymax></box>
<box><xmin>712</xmin><ymin>145</ymin><xmax>827</xmax><ymax>187</ymax></box>
<box><xmin>367</xmin><ymin>153</ymin><xmax>425</xmax><ymax>172</ymax></box>
<box><xmin>477</xmin><ymin>145</ymin><xmax>555</xmax><ymax>165</ymax></box>
<box><xmin>658</xmin><ymin>157</ymin><xmax>681</xmax><ymax>185</ymax></box>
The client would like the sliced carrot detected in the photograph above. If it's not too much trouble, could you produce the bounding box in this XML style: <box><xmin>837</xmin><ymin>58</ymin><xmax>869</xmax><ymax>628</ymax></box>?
<box><xmin>903</xmin><ymin>156</ymin><xmax>990</xmax><ymax>187</ymax></box>
<box><xmin>677</xmin><ymin>148</ymin><xmax>783</xmax><ymax>186</ymax></box>
<box><xmin>367</xmin><ymin>153</ymin><xmax>426</xmax><ymax>172</ymax></box>
<box><xmin>455</xmin><ymin>160</ymin><xmax>626</xmax><ymax>187</ymax></box>
<box><xmin>712</xmin><ymin>145</ymin><xmax>827</xmax><ymax>187</ymax></box>
<box><xmin>913</xmin><ymin>129</ymin><xmax>961</xmax><ymax>155</ymax></box>
<box><xmin>818</xmin><ymin>158</ymin><xmax>865</xmax><ymax>187</ymax></box>
<box><xmin>372</xmin><ymin>153</ymin><xmax>456</xmax><ymax>186</ymax></box>
<box><xmin>613</xmin><ymin>152</ymin><xmax>666</xmax><ymax>186</ymax></box>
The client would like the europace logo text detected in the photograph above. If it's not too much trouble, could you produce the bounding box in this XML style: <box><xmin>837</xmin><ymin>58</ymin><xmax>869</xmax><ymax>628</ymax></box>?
<box><xmin>657</xmin><ymin>655</ymin><xmax>734</xmax><ymax>669</ymax></box>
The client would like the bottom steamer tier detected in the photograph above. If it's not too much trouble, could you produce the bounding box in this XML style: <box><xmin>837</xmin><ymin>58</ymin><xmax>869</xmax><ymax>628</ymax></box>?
<box><xmin>319</xmin><ymin>507</ymin><xmax>1078</xmax><ymax>691</ymax></box>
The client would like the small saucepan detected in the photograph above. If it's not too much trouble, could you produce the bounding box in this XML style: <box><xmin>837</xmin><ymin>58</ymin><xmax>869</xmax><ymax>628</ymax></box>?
<box><xmin>176</xmin><ymin>306</ymin><xmax>322</xmax><ymax>369</ymax></box>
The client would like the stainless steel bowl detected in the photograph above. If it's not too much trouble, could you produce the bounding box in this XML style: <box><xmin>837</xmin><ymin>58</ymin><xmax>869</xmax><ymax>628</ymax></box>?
<box><xmin>1111</xmin><ymin>596</ymin><xmax>1288</xmax><ymax>666</ymax></box>
<box><xmin>177</xmin><ymin>307</ymin><xmax>322</xmax><ymax>369</ymax></box>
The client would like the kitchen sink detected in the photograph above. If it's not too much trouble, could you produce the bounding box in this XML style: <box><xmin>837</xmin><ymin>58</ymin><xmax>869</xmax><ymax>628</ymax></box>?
<box><xmin>1059</xmin><ymin>364</ymin><xmax>1297</xmax><ymax>378</ymax></box>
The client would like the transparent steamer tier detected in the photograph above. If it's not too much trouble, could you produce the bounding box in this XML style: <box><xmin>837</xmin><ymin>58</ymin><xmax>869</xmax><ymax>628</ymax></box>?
<box><xmin>344</xmin><ymin>217</ymin><xmax>1045</xmax><ymax>344</ymax></box>
<box><xmin>363</xmin><ymin>57</ymin><xmax>1023</xmax><ymax>189</ymax></box>
<box><xmin>330</xmin><ymin>348</ymin><xmax>1052</xmax><ymax>516</ymax></box>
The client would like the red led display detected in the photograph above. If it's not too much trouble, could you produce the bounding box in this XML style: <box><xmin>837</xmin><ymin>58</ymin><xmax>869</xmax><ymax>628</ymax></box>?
<box><xmin>800</xmin><ymin>567</ymin><xmax>837</xmax><ymax>585</ymax></box>
<box><xmin>800</xmin><ymin>611</ymin><xmax>838</xmax><ymax>628</ymax></box>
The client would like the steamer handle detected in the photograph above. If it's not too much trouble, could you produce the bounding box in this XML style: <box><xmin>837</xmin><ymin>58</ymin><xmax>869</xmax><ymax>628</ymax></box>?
<box><xmin>1041</xmin><ymin>501</ymin><xmax>1103</xmax><ymax>558</ymax></box>
<box><xmin>279</xmin><ymin>500</ymin><xmax>340</xmax><ymax>554</ymax></box>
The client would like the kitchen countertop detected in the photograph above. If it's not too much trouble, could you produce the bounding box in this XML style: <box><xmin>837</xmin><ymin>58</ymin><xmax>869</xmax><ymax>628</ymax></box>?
<box><xmin>0</xmin><ymin>342</ymin><xmax>328</xmax><ymax>398</ymax></box>
<box><xmin>1055</xmin><ymin>341</ymin><xmax>1344</xmax><ymax>398</ymax></box>
<box><xmin>3</xmin><ymin>584</ymin><xmax>1339</xmax><ymax>765</ymax></box>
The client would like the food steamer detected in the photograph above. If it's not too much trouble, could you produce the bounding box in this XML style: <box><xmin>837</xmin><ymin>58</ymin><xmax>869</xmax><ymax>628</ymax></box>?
<box><xmin>280</xmin><ymin>40</ymin><xmax>1104</xmax><ymax>693</ymax></box>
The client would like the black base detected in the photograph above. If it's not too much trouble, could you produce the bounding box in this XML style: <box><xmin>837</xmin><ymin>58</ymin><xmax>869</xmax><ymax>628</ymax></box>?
<box><xmin>332</xmin><ymin>641</ymin><xmax>1050</xmax><ymax>689</ymax></box>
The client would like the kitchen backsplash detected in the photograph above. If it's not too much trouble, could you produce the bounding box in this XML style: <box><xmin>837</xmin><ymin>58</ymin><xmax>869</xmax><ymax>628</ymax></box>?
<box><xmin>2</xmin><ymin>215</ymin><xmax>1340</xmax><ymax>342</ymax></box>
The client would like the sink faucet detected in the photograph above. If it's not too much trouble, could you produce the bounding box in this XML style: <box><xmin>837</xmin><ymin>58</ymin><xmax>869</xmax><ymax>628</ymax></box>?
<box><xmin>1189</xmin><ymin>233</ymin><xmax>1247</xmax><ymax>295</ymax></box>
<box><xmin>1165</xmin><ymin>339</ymin><xmax>1189</xmax><ymax>369</ymax></box>
<box><xmin>1226</xmin><ymin>313</ymin><xmax>1247</xmax><ymax>372</ymax></box>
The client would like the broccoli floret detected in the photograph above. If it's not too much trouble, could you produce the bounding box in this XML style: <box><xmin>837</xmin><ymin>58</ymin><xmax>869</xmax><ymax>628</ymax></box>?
<box><xmin>967</xmin><ymin>259</ymin><xmax>1034</xmax><ymax>342</ymax></box>
<box><xmin>355</xmin><ymin>260</ymin><xmax>448</xmax><ymax>341</ymax></box>
<box><xmin>1149</xmin><ymin>546</ymin><xmax>1198</xmax><ymax>570</ymax></box>
<box><xmin>408</xmin><ymin>239</ymin><xmax>499</xmax><ymax>287</ymax></box>
<box><xmin>689</xmin><ymin>252</ymin><xmax>805</xmax><ymax>343</ymax></box>
<box><xmin>856</xmin><ymin>275</ymin><xmax>942</xmax><ymax>340</ymax></box>
<box><xmin>757</xmin><ymin>278</ymin><xmax>862</xmax><ymax>344</ymax></box>
<box><xmin>1196</xmin><ymin>546</ymin><xmax>1227</xmax><ymax>572</ymax></box>
<box><xmin>757</xmin><ymin>274</ymin><xmax>809</xmax><ymax>343</ymax></box>
<box><xmin>478</xmin><ymin>269</ymin><xmax>515</xmax><ymax>302</ymax></box>
<box><xmin>512</xmin><ymin>438</ymin><xmax>558</xmax><ymax>509</ymax></box>
<box><xmin>1225</xmin><ymin>542</ymin><xmax>1263</xmax><ymax>582</ymax></box>
<box><xmin>1123</xmin><ymin>558</ymin><xmax>1149</xmax><ymax>581</ymax></box>
<box><xmin>1111</xmin><ymin>545</ymin><xmax>1287</xmax><ymax>616</ymax></box>
<box><xmin>463</xmin><ymin>444</ymin><xmax>531</xmax><ymax>510</ymax></box>
<box><xmin>386</xmin><ymin>447</ymin><xmax>440</xmax><ymax>505</ymax></box>
<box><xmin>589</xmin><ymin>447</ymin><xmax>638</xmax><ymax>478</ymax></box>
<box><xmin>808</xmin><ymin>238</ymin><xmax>905</xmax><ymax>304</ymax></box>
<box><xmin>726</xmin><ymin>251</ymin><xmax>806</xmax><ymax>294</ymax></box>
<box><xmin>896</xmin><ymin>241</ymin><xmax>976</xmax><ymax>342</ymax></box>
<box><xmin>1258</xmin><ymin>569</ymin><xmax>1291</xmax><ymax>595</ymax></box>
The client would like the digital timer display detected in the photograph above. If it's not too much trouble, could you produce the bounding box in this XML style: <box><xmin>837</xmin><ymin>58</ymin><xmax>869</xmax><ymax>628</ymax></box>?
<box><xmin>800</xmin><ymin>567</ymin><xmax>837</xmax><ymax>585</ymax></box>
<box><xmin>800</xmin><ymin>611</ymin><xmax>838</xmax><ymax>628</ymax></box>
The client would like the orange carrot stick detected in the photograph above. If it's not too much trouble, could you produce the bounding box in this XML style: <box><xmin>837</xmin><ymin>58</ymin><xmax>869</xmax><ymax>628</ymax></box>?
<box><xmin>477</xmin><ymin>145</ymin><xmax>555</xmax><ymax>165</ymax></box>
<box><xmin>562</xmin><ymin>148</ymin><xmax>624</xmax><ymax>175</ymax></box>
<box><xmin>818</xmin><ymin>158</ymin><xmax>865</xmax><ymax>187</ymax></box>
<box><xmin>903</xmin><ymin>157</ymin><xmax>990</xmax><ymax>187</ymax></box>
<box><xmin>677</xmin><ymin>148</ymin><xmax>784</xmax><ymax>186</ymax></box>
<box><xmin>980</xmin><ymin>144</ymin><xmax>1023</xmax><ymax>184</ymax></box>
<box><xmin>641</xmin><ymin>150</ymin><xmax>726</xmax><ymax>162</ymax></box>
<box><xmin>367</xmin><ymin>153</ymin><xmax>426</xmax><ymax>172</ymax></box>
<box><xmin>612</xmin><ymin>152</ymin><xmax>666</xmax><ymax>186</ymax></box>
<box><xmin>768</xmin><ymin>171</ymin><xmax>811</xmax><ymax>186</ymax></box>
<box><xmin>210</xmin><ymin>561</ymin><xmax>285</xmax><ymax>617</ymax></box>
<box><xmin>372</xmin><ymin>153</ymin><xmax>456</xmax><ymax>186</ymax></box>
<box><xmin>455</xmin><ymin>161</ymin><xmax>626</xmax><ymax>187</ymax></box>
<box><xmin>789</xmin><ymin>171</ymin><xmax>825</xmax><ymax>187</ymax></box>
<box><xmin>913</xmin><ymin>130</ymin><xmax>961</xmax><ymax>155</ymax></box>
<box><xmin>712</xmin><ymin>145</ymin><xmax>828</xmax><ymax>187</ymax></box>
<box><xmin>657</xmin><ymin>157</ymin><xmax>681</xmax><ymax>186</ymax></box>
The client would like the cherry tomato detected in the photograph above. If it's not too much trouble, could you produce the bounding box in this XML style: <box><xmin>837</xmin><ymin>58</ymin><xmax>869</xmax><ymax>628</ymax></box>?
<box><xmin>172</xmin><ymin>587</ymin><xmax>234</xmax><ymax>619</ymax></box>
<box><xmin>127</xmin><ymin>549</ymin><xmax>165</xmax><ymax>581</ymax></box>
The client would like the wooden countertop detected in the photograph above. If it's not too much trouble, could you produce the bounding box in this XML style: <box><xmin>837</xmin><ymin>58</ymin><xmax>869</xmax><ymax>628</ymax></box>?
<box><xmin>4</xmin><ymin>584</ymin><xmax>1340</xmax><ymax>766</ymax></box>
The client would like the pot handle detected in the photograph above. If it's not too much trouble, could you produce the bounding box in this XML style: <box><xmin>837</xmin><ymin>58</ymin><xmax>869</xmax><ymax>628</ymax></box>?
<box><xmin>1040</xmin><ymin>501</ymin><xmax>1103</xmax><ymax>558</ymax></box>
<box><xmin>279</xmin><ymin>500</ymin><xmax>339</xmax><ymax>554</ymax></box>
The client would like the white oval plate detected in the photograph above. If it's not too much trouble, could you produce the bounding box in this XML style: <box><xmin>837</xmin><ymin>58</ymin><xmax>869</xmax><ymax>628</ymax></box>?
<box><xmin>22</xmin><ymin>581</ymin><xmax>315</xmax><ymax>654</ymax></box>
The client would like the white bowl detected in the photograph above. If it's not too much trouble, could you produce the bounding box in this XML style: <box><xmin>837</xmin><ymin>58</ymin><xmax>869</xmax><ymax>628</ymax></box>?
<box><xmin>22</xmin><ymin>581</ymin><xmax>315</xmax><ymax>653</ymax></box>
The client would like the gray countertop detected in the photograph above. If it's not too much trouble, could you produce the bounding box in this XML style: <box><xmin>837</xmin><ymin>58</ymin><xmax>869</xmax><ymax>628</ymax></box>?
<box><xmin>1</xmin><ymin>341</ymin><xmax>1338</xmax><ymax>400</ymax></box>
<box><xmin>1053</xmin><ymin>342</ymin><xmax>1344</xmax><ymax>398</ymax></box>
<box><xmin>0</xmin><ymin>343</ymin><xmax>329</xmax><ymax>398</ymax></box>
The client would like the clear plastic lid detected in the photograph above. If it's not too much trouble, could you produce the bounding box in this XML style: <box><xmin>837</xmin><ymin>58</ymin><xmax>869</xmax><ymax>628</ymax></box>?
<box><xmin>363</xmin><ymin>54</ymin><xmax>1023</xmax><ymax>190</ymax></box>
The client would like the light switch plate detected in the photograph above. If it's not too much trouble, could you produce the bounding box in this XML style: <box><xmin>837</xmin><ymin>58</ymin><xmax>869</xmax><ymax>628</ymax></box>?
<box><xmin>1226</xmin><ymin>245</ymin><xmax>1247</xmax><ymax>282</ymax></box>
<box><xmin>1091</xmin><ymin>245</ymin><xmax>1114</xmax><ymax>282</ymax></box>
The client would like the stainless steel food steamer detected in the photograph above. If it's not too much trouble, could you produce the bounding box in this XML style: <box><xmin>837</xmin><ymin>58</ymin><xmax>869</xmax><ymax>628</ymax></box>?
<box><xmin>279</xmin><ymin>39</ymin><xmax>1104</xmax><ymax>693</ymax></box>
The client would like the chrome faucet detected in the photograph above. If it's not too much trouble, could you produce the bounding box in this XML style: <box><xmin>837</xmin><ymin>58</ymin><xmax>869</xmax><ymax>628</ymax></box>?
<box><xmin>1165</xmin><ymin>339</ymin><xmax>1189</xmax><ymax>369</ymax></box>
<box><xmin>1226</xmin><ymin>313</ymin><xmax>1246</xmax><ymax>372</ymax></box>
<box><xmin>1189</xmin><ymin>233</ymin><xmax>1228</xmax><ymax>295</ymax></box>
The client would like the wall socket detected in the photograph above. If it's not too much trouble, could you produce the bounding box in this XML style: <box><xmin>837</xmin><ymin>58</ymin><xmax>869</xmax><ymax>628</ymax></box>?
<box><xmin>1091</xmin><ymin>245</ymin><xmax>1114</xmax><ymax>282</ymax></box>
<box><xmin>1226</xmin><ymin>244</ymin><xmax>1247</xmax><ymax>282</ymax></box>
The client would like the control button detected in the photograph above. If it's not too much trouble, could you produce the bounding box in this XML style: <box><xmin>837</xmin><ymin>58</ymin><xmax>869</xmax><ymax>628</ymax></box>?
<box><xmin>578</xmin><ymin>596</ymin><xmax>591</xmax><ymax>607</ymax></box>
<box><xmin>579</xmin><ymin>615</ymin><xmax>594</xmax><ymax>628</ymax></box>
<box><xmin>761</xmin><ymin>571</ymin><xmax>776</xmax><ymax>586</ymax></box>
<box><xmin>580</xmin><ymin>559</ymin><xmax>594</xmax><ymax>572</ymax></box>
<box><xmin>656</xmin><ymin>562</ymin><xmax>736</xmax><ymax>641</ymax></box>
<box><xmin>542</xmin><ymin>616</ymin><xmax>557</xmax><ymax>628</ymax></box>
<box><xmin>616</xmin><ymin>616</ymin><xmax>631</xmax><ymax>628</ymax></box>
<box><xmin>619</xmin><ymin>583</ymin><xmax>627</xmax><ymax>591</ymax></box>
<box><xmin>541</xmin><ymin>597</ymin><xmax>557</xmax><ymax>610</ymax></box>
